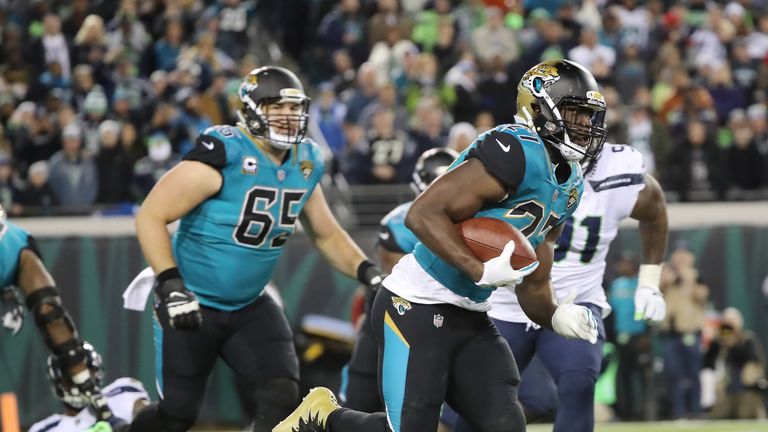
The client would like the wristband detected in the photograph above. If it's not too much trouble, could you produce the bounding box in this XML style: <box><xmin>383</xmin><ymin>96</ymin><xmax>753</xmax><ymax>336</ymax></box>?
<box><xmin>356</xmin><ymin>260</ymin><xmax>383</xmax><ymax>286</ymax></box>
<box><xmin>156</xmin><ymin>267</ymin><xmax>181</xmax><ymax>285</ymax></box>
<box><xmin>638</xmin><ymin>264</ymin><xmax>662</xmax><ymax>292</ymax></box>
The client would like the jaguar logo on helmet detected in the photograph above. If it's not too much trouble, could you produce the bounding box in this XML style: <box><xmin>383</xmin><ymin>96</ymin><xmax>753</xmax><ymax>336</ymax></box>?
<box><xmin>586</xmin><ymin>91</ymin><xmax>606</xmax><ymax>109</ymax></box>
<box><xmin>521</xmin><ymin>64</ymin><xmax>560</xmax><ymax>96</ymax></box>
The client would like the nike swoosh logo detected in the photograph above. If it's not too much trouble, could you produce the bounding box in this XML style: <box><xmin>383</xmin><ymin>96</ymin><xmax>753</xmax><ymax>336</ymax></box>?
<box><xmin>168</xmin><ymin>292</ymin><xmax>188</xmax><ymax>299</ymax></box>
<box><xmin>202</xmin><ymin>141</ymin><xmax>214</xmax><ymax>150</ymax></box>
<box><xmin>379</xmin><ymin>231</ymin><xmax>390</xmax><ymax>240</ymax></box>
<box><xmin>496</xmin><ymin>138</ymin><xmax>510</xmax><ymax>152</ymax></box>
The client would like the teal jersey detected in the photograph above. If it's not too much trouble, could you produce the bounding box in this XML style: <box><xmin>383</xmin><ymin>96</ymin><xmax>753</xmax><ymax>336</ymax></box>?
<box><xmin>413</xmin><ymin>123</ymin><xmax>584</xmax><ymax>302</ymax></box>
<box><xmin>173</xmin><ymin>125</ymin><xmax>325</xmax><ymax>310</ymax></box>
<box><xmin>0</xmin><ymin>221</ymin><xmax>31</xmax><ymax>288</ymax></box>
<box><xmin>378</xmin><ymin>202</ymin><xmax>419</xmax><ymax>254</ymax></box>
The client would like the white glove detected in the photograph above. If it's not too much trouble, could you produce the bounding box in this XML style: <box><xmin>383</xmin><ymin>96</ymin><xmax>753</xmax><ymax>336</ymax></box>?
<box><xmin>476</xmin><ymin>240</ymin><xmax>539</xmax><ymax>288</ymax></box>
<box><xmin>552</xmin><ymin>289</ymin><xmax>598</xmax><ymax>344</ymax></box>
<box><xmin>634</xmin><ymin>286</ymin><xmax>666</xmax><ymax>324</ymax></box>
<box><xmin>634</xmin><ymin>264</ymin><xmax>666</xmax><ymax>325</ymax></box>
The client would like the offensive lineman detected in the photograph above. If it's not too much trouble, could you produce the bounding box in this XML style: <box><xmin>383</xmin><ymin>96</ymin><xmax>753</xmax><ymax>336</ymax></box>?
<box><xmin>275</xmin><ymin>59</ymin><xmax>604</xmax><ymax>432</ymax></box>
<box><xmin>130</xmin><ymin>66</ymin><xmax>385</xmax><ymax>432</ymax></box>
<box><xmin>30</xmin><ymin>343</ymin><xmax>150</xmax><ymax>432</ymax></box>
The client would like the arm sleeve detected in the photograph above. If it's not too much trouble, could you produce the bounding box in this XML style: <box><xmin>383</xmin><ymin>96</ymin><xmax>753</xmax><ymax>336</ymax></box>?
<box><xmin>377</xmin><ymin>225</ymin><xmax>406</xmax><ymax>254</ymax></box>
<box><xmin>466</xmin><ymin>129</ymin><xmax>526</xmax><ymax>193</ymax></box>
<box><xmin>183</xmin><ymin>134</ymin><xmax>227</xmax><ymax>169</ymax></box>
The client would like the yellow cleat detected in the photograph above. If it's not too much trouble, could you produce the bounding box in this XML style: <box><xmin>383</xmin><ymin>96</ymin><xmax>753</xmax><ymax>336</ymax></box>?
<box><xmin>273</xmin><ymin>387</ymin><xmax>341</xmax><ymax>432</ymax></box>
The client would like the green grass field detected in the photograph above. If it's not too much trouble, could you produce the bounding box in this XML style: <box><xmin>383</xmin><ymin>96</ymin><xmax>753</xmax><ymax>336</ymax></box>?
<box><xmin>526</xmin><ymin>420</ymin><xmax>768</xmax><ymax>432</ymax></box>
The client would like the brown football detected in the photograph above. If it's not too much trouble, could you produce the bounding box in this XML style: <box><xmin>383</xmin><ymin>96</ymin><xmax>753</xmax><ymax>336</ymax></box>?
<box><xmin>456</xmin><ymin>217</ymin><xmax>537</xmax><ymax>269</ymax></box>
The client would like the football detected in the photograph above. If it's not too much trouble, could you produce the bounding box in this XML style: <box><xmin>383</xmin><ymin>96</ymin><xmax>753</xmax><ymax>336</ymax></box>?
<box><xmin>456</xmin><ymin>217</ymin><xmax>537</xmax><ymax>269</ymax></box>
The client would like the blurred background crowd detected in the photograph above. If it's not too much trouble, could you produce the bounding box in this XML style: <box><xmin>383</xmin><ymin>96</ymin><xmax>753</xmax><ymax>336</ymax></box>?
<box><xmin>0</xmin><ymin>0</ymin><xmax>766</xmax><ymax>425</ymax></box>
<box><xmin>0</xmin><ymin>0</ymin><xmax>768</xmax><ymax>217</ymax></box>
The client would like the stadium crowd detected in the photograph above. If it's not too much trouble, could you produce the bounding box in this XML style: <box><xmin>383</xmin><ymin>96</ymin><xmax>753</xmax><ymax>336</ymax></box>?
<box><xmin>0</xmin><ymin>0</ymin><xmax>766</xmax><ymax>428</ymax></box>
<box><xmin>0</xmin><ymin>0</ymin><xmax>767</xmax><ymax>217</ymax></box>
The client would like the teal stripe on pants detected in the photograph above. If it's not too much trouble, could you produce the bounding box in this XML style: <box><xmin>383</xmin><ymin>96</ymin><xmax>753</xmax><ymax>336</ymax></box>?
<box><xmin>382</xmin><ymin>314</ymin><xmax>410</xmax><ymax>432</ymax></box>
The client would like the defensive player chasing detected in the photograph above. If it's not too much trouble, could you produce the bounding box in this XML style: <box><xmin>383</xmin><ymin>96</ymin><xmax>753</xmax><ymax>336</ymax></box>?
<box><xmin>131</xmin><ymin>66</ymin><xmax>385</xmax><ymax>432</ymax></box>
<box><xmin>30</xmin><ymin>343</ymin><xmax>150</xmax><ymax>432</ymax></box>
<box><xmin>275</xmin><ymin>59</ymin><xmax>604</xmax><ymax>432</ymax></box>
<box><xmin>341</xmin><ymin>147</ymin><xmax>458</xmax><ymax>412</ymax></box>
<box><xmin>0</xmin><ymin>206</ymin><xmax>120</xmax><ymax>426</ymax></box>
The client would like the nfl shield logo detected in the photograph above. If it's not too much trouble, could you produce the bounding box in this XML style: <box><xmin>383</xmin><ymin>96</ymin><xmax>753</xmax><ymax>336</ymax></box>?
<box><xmin>433</xmin><ymin>314</ymin><xmax>444</xmax><ymax>328</ymax></box>
<box><xmin>277</xmin><ymin>169</ymin><xmax>286</xmax><ymax>181</ymax></box>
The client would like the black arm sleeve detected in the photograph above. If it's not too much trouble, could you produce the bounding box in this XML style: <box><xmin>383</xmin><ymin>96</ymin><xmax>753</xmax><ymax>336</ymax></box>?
<box><xmin>377</xmin><ymin>225</ymin><xmax>405</xmax><ymax>254</ymax></box>
<box><xmin>466</xmin><ymin>129</ymin><xmax>526</xmax><ymax>193</ymax></box>
<box><xmin>182</xmin><ymin>134</ymin><xmax>227</xmax><ymax>169</ymax></box>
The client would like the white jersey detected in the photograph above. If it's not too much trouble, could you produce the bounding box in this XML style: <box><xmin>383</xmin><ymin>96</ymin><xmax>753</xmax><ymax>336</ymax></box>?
<box><xmin>29</xmin><ymin>378</ymin><xmax>149</xmax><ymax>432</ymax></box>
<box><xmin>488</xmin><ymin>144</ymin><xmax>646</xmax><ymax>323</ymax></box>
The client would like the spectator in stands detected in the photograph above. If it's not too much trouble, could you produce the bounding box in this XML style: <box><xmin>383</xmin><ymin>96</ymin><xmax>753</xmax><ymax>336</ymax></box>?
<box><xmin>660</xmin><ymin>244</ymin><xmax>709</xmax><ymax>419</ymax></box>
<box><xmin>18</xmin><ymin>160</ymin><xmax>56</xmax><ymax>215</ymax></box>
<box><xmin>175</xmin><ymin>88</ymin><xmax>212</xmax><ymax>155</ymax></box>
<box><xmin>80</xmin><ymin>89</ymin><xmax>109</xmax><ymax>155</ymax></box>
<box><xmin>747</xmin><ymin>104</ymin><xmax>768</xmax><ymax>175</ymax></box>
<box><xmin>331</xmin><ymin>49</ymin><xmax>358</xmax><ymax>96</ymax></box>
<box><xmin>204</xmin><ymin>0</ymin><xmax>254</xmax><ymax>62</ymax></box>
<box><xmin>706</xmin><ymin>65</ymin><xmax>747</xmax><ymax>125</ymax></box>
<box><xmin>411</xmin><ymin>0</ymin><xmax>456</xmax><ymax>53</ymax></box>
<box><xmin>131</xmin><ymin>133</ymin><xmax>180</xmax><ymax>200</ymax></box>
<box><xmin>318</xmin><ymin>0</ymin><xmax>369</xmax><ymax>67</ymax></box>
<box><xmin>730</xmin><ymin>39</ymin><xmax>760</xmax><ymax>105</ymax></box>
<box><xmin>344</xmin><ymin>63</ymin><xmax>379</xmax><ymax>124</ymax></box>
<box><xmin>25</xmin><ymin>14</ymin><xmax>71</xmax><ymax>79</ymax></box>
<box><xmin>471</xmin><ymin>7</ymin><xmax>518</xmax><ymax>68</ymax></box>
<box><xmin>153</xmin><ymin>18</ymin><xmax>185</xmax><ymax>72</ymax></box>
<box><xmin>614</xmin><ymin>43</ymin><xmax>648</xmax><ymax>102</ymax></box>
<box><xmin>359</xmin><ymin>82</ymin><xmax>408</xmax><ymax>132</ymax></box>
<box><xmin>444</xmin><ymin>55</ymin><xmax>480</xmax><ymax>123</ymax></box>
<box><xmin>0</xmin><ymin>152</ymin><xmax>21</xmax><ymax>215</ymax></box>
<box><xmin>568</xmin><ymin>26</ymin><xmax>615</xmax><ymax>83</ymax></box>
<box><xmin>667</xmin><ymin>120</ymin><xmax>726</xmax><ymax>201</ymax></box>
<box><xmin>609</xmin><ymin>253</ymin><xmax>653</xmax><ymax>421</ymax></box>
<box><xmin>368</xmin><ymin>0</ymin><xmax>414</xmax><ymax>47</ymax></box>
<box><xmin>726</xmin><ymin>109</ymin><xmax>763</xmax><ymax>191</ymax></box>
<box><xmin>310</xmin><ymin>82</ymin><xmax>347</xmax><ymax>158</ymax></box>
<box><xmin>705</xmin><ymin>307</ymin><xmax>767</xmax><ymax>419</ymax></box>
<box><xmin>95</xmin><ymin>120</ymin><xmax>132</xmax><ymax>204</ymax></box>
<box><xmin>72</xmin><ymin>14</ymin><xmax>108</xmax><ymax>69</ymax></box>
<box><xmin>48</xmin><ymin>123</ymin><xmax>98</xmax><ymax>208</ymax></box>
<box><xmin>626</xmin><ymin>104</ymin><xmax>672</xmax><ymax>178</ymax></box>
<box><xmin>446</xmin><ymin>122</ymin><xmax>476</xmax><ymax>153</ymax></box>
<box><xmin>366</xmin><ymin>108</ymin><xmax>413</xmax><ymax>184</ymax></box>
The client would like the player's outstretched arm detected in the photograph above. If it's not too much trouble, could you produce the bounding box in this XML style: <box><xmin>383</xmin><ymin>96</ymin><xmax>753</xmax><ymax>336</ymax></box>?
<box><xmin>135</xmin><ymin>161</ymin><xmax>222</xmax><ymax>273</ymax></box>
<box><xmin>405</xmin><ymin>158</ymin><xmax>507</xmax><ymax>281</ymax></box>
<box><xmin>300</xmin><ymin>187</ymin><xmax>384</xmax><ymax>288</ymax></box>
<box><xmin>630</xmin><ymin>174</ymin><xmax>669</xmax><ymax>324</ymax></box>
<box><xmin>17</xmin><ymin>250</ymin><xmax>119</xmax><ymax>421</ymax></box>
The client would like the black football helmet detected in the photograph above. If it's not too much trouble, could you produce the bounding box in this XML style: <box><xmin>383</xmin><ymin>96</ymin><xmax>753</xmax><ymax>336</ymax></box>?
<box><xmin>517</xmin><ymin>59</ymin><xmax>607</xmax><ymax>161</ymax></box>
<box><xmin>411</xmin><ymin>147</ymin><xmax>459</xmax><ymax>193</ymax></box>
<box><xmin>238</xmin><ymin>66</ymin><xmax>310</xmax><ymax>150</ymax></box>
<box><xmin>46</xmin><ymin>341</ymin><xmax>105</xmax><ymax>410</ymax></box>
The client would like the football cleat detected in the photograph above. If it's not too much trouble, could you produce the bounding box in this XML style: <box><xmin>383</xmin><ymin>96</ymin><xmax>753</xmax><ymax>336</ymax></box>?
<box><xmin>273</xmin><ymin>387</ymin><xmax>341</xmax><ymax>432</ymax></box>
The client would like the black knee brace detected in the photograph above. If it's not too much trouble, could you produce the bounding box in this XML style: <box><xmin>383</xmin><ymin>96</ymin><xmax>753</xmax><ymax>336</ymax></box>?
<box><xmin>252</xmin><ymin>378</ymin><xmax>299</xmax><ymax>431</ymax></box>
<box><xmin>26</xmin><ymin>286</ymin><xmax>86</xmax><ymax>369</ymax></box>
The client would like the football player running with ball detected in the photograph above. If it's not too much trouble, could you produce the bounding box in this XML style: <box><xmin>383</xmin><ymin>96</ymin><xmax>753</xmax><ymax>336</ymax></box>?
<box><xmin>275</xmin><ymin>59</ymin><xmax>604</xmax><ymax>432</ymax></box>
<box><xmin>131</xmin><ymin>66</ymin><xmax>385</xmax><ymax>432</ymax></box>
<box><xmin>449</xmin><ymin>144</ymin><xmax>668</xmax><ymax>432</ymax></box>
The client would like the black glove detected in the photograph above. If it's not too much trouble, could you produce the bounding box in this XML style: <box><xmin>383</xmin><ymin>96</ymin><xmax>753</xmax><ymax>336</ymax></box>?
<box><xmin>153</xmin><ymin>268</ymin><xmax>202</xmax><ymax>331</ymax></box>
<box><xmin>357</xmin><ymin>261</ymin><xmax>386</xmax><ymax>315</ymax></box>
<box><xmin>1</xmin><ymin>286</ymin><xmax>24</xmax><ymax>335</ymax></box>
